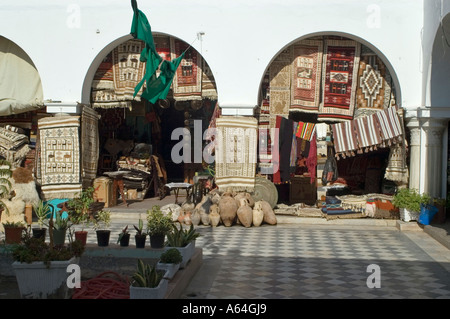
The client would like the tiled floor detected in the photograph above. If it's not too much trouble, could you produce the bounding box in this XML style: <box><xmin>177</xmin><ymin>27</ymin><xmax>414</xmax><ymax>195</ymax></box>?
<box><xmin>182</xmin><ymin>224</ymin><xmax>450</xmax><ymax>299</ymax></box>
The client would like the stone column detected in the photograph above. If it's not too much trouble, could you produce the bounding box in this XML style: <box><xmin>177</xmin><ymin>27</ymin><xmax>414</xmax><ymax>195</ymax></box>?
<box><xmin>421</xmin><ymin>119</ymin><xmax>447</xmax><ymax>198</ymax></box>
<box><xmin>406</xmin><ymin>118</ymin><xmax>421</xmax><ymax>191</ymax></box>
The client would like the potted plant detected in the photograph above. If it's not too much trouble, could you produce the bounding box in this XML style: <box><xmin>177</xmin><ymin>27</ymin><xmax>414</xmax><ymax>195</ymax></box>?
<box><xmin>93</xmin><ymin>210</ymin><xmax>111</xmax><ymax>247</ymax></box>
<box><xmin>10</xmin><ymin>232</ymin><xmax>85</xmax><ymax>299</ymax></box>
<box><xmin>156</xmin><ymin>247</ymin><xmax>182</xmax><ymax>280</ymax></box>
<box><xmin>166</xmin><ymin>223</ymin><xmax>200</xmax><ymax>268</ymax></box>
<box><xmin>52</xmin><ymin>210</ymin><xmax>71</xmax><ymax>246</ymax></box>
<box><xmin>2</xmin><ymin>221</ymin><xmax>26</xmax><ymax>244</ymax></box>
<box><xmin>134</xmin><ymin>218</ymin><xmax>147</xmax><ymax>249</ymax></box>
<box><xmin>146</xmin><ymin>205</ymin><xmax>173</xmax><ymax>249</ymax></box>
<box><xmin>392</xmin><ymin>188</ymin><xmax>430</xmax><ymax>222</ymax></box>
<box><xmin>67</xmin><ymin>187</ymin><xmax>95</xmax><ymax>245</ymax></box>
<box><xmin>31</xmin><ymin>200</ymin><xmax>50</xmax><ymax>241</ymax></box>
<box><xmin>117</xmin><ymin>225</ymin><xmax>130</xmax><ymax>247</ymax></box>
<box><xmin>129</xmin><ymin>259</ymin><xmax>168</xmax><ymax>299</ymax></box>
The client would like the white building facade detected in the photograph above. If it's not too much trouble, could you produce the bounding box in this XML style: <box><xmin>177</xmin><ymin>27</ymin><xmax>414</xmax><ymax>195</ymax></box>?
<box><xmin>1</xmin><ymin>0</ymin><xmax>450</xmax><ymax>199</ymax></box>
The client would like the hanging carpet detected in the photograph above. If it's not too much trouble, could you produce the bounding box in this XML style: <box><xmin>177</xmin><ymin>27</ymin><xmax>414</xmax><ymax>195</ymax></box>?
<box><xmin>354</xmin><ymin>45</ymin><xmax>394</xmax><ymax>118</ymax></box>
<box><xmin>331</xmin><ymin>105</ymin><xmax>403</xmax><ymax>159</ymax></box>
<box><xmin>171</xmin><ymin>37</ymin><xmax>202</xmax><ymax>101</ymax></box>
<box><xmin>0</xmin><ymin>126</ymin><xmax>30</xmax><ymax>168</ymax></box>
<box><xmin>290</xmin><ymin>39</ymin><xmax>323</xmax><ymax>113</ymax></box>
<box><xmin>319</xmin><ymin>39</ymin><xmax>361</xmax><ymax>122</ymax></box>
<box><xmin>81</xmin><ymin>105</ymin><xmax>100</xmax><ymax>188</ymax></box>
<box><xmin>91</xmin><ymin>39</ymin><xmax>146</xmax><ymax>109</ymax></box>
<box><xmin>37</xmin><ymin>116</ymin><xmax>82</xmax><ymax>200</ymax></box>
<box><xmin>215</xmin><ymin>116</ymin><xmax>258</xmax><ymax>192</ymax></box>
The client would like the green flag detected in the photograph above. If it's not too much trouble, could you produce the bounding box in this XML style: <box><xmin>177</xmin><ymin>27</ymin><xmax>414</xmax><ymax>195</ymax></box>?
<box><xmin>130</xmin><ymin>0</ymin><xmax>183</xmax><ymax>103</ymax></box>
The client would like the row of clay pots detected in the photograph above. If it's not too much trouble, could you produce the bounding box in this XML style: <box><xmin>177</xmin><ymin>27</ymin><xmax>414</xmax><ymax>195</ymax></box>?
<box><xmin>162</xmin><ymin>190</ymin><xmax>277</xmax><ymax>228</ymax></box>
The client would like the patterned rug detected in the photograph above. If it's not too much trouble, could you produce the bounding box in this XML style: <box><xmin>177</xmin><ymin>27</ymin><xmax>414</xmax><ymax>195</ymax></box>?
<box><xmin>319</xmin><ymin>39</ymin><xmax>361</xmax><ymax>121</ymax></box>
<box><xmin>354</xmin><ymin>46</ymin><xmax>394</xmax><ymax>118</ymax></box>
<box><xmin>171</xmin><ymin>38</ymin><xmax>202</xmax><ymax>101</ymax></box>
<box><xmin>290</xmin><ymin>39</ymin><xmax>324</xmax><ymax>113</ymax></box>
<box><xmin>91</xmin><ymin>39</ymin><xmax>146</xmax><ymax>109</ymax></box>
<box><xmin>38</xmin><ymin>116</ymin><xmax>82</xmax><ymax>200</ymax></box>
<box><xmin>215</xmin><ymin>116</ymin><xmax>258</xmax><ymax>191</ymax></box>
<box><xmin>81</xmin><ymin>106</ymin><xmax>100</xmax><ymax>188</ymax></box>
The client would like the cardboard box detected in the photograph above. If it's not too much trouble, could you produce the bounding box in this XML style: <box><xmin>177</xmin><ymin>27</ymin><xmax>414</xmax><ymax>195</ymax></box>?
<box><xmin>93</xmin><ymin>177</ymin><xmax>115</xmax><ymax>207</ymax></box>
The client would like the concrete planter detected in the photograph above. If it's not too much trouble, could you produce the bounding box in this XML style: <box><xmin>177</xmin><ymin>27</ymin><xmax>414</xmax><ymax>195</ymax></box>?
<box><xmin>156</xmin><ymin>262</ymin><xmax>180</xmax><ymax>280</ymax></box>
<box><xmin>12</xmin><ymin>257</ymin><xmax>79</xmax><ymax>299</ymax></box>
<box><xmin>400</xmin><ymin>208</ymin><xmax>420</xmax><ymax>222</ymax></box>
<box><xmin>166</xmin><ymin>241</ymin><xmax>195</xmax><ymax>269</ymax></box>
<box><xmin>129</xmin><ymin>274</ymin><xmax>168</xmax><ymax>299</ymax></box>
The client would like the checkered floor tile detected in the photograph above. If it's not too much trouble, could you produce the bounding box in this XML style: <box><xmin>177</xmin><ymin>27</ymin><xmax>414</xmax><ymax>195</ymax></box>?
<box><xmin>182</xmin><ymin>224</ymin><xmax>450</xmax><ymax>299</ymax></box>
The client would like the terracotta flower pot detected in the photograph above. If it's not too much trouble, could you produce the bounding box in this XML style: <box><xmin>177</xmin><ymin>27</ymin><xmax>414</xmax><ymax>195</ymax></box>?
<box><xmin>75</xmin><ymin>231</ymin><xmax>88</xmax><ymax>246</ymax></box>
<box><xmin>4</xmin><ymin>226</ymin><xmax>25</xmax><ymax>244</ymax></box>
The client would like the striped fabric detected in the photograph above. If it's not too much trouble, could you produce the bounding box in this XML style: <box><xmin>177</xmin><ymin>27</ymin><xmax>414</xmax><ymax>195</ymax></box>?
<box><xmin>295</xmin><ymin>121</ymin><xmax>316</xmax><ymax>141</ymax></box>
<box><xmin>332</xmin><ymin>106</ymin><xmax>403</xmax><ymax>158</ymax></box>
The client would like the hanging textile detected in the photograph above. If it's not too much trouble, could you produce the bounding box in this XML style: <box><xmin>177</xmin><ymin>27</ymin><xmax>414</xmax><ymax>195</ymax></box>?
<box><xmin>201</xmin><ymin>59</ymin><xmax>218</xmax><ymax>100</ymax></box>
<box><xmin>272</xmin><ymin>116</ymin><xmax>282</xmax><ymax>184</ymax></box>
<box><xmin>81</xmin><ymin>105</ymin><xmax>100</xmax><ymax>188</ymax></box>
<box><xmin>0</xmin><ymin>126</ymin><xmax>30</xmax><ymax>168</ymax></box>
<box><xmin>215</xmin><ymin>116</ymin><xmax>258</xmax><ymax>191</ymax></box>
<box><xmin>290</xmin><ymin>121</ymin><xmax>298</xmax><ymax>173</ymax></box>
<box><xmin>331</xmin><ymin>105</ymin><xmax>404</xmax><ymax>159</ymax></box>
<box><xmin>306</xmin><ymin>132</ymin><xmax>317</xmax><ymax>184</ymax></box>
<box><xmin>91</xmin><ymin>39</ymin><xmax>146</xmax><ymax>109</ymax></box>
<box><xmin>384</xmin><ymin>107</ymin><xmax>409</xmax><ymax>183</ymax></box>
<box><xmin>295</xmin><ymin>121</ymin><xmax>316</xmax><ymax>141</ymax></box>
<box><xmin>319</xmin><ymin>39</ymin><xmax>361</xmax><ymax>122</ymax></box>
<box><xmin>37</xmin><ymin>116</ymin><xmax>82</xmax><ymax>200</ymax></box>
<box><xmin>279</xmin><ymin>117</ymin><xmax>294</xmax><ymax>183</ymax></box>
<box><xmin>290</xmin><ymin>39</ymin><xmax>324</xmax><ymax>113</ymax></box>
<box><xmin>171</xmin><ymin>38</ymin><xmax>202</xmax><ymax>101</ymax></box>
<box><xmin>354</xmin><ymin>45</ymin><xmax>394</xmax><ymax>118</ymax></box>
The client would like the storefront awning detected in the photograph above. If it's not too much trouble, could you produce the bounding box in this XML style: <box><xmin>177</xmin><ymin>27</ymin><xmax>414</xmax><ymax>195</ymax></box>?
<box><xmin>0</xmin><ymin>36</ymin><xmax>44</xmax><ymax>116</ymax></box>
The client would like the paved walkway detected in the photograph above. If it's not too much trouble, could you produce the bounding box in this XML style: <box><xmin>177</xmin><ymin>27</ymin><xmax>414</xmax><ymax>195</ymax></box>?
<box><xmin>1</xmin><ymin>194</ymin><xmax>450</xmax><ymax>299</ymax></box>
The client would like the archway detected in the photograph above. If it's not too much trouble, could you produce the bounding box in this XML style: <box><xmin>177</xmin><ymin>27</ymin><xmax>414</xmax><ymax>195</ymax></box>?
<box><xmin>256</xmin><ymin>33</ymin><xmax>405</xmax><ymax>206</ymax></box>
<box><xmin>83</xmin><ymin>34</ymin><xmax>218</xmax><ymax>201</ymax></box>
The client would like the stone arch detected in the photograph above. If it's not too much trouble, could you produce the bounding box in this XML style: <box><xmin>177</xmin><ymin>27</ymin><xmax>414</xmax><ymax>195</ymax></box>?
<box><xmin>257</xmin><ymin>31</ymin><xmax>402</xmax><ymax>114</ymax></box>
<box><xmin>81</xmin><ymin>33</ymin><xmax>218</xmax><ymax>106</ymax></box>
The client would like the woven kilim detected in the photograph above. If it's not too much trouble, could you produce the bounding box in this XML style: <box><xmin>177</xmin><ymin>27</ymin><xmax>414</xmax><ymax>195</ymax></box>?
<box><xmin>215</xmin><ymin>116</ymin><xmax>258</xmax><ymax>191</ymax></box>
<box><xmin>355</xmin><ymin>46</ymin><xmax>393</xmax><ymax>118</ymax></box>
<box><xmin>38</xmin><ymin>116</ymin><xmax>82</xmax><ymax>200</ymax></box>
<box><xmin>171</xmin><ymin>38</ymin><xmax>202</xmax><ymax>101</ymax></box>
<box><xmin>319</xmin><ymin>39</ymin><xmax>361</xmax><ymax>121</ymax></box>
<box><xmin>290</xmin><ymin>40</ymin><xmax>323</xmax><ymax>113</ymax></box>
<box><xmin>91</xmin><ymin>39</ymin><xmax>146</xmax><ymax>109</ymax></box>
<box><xmin>81</xmin><ymin>106</ymin><xmax>100</xmax><ymax>188</ymax></box>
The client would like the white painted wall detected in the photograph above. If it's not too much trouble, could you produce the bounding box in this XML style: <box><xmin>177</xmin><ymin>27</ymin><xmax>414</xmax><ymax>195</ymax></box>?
<box><xmin>0</xmin><ymin>0</ymin><xmax>424</xmax><ymax>111</ymax></box>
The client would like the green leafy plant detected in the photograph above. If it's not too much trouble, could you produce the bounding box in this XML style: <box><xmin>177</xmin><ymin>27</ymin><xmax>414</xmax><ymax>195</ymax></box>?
<box><xmin>146</xmin><ymin>205</ymin><xmax>173</xmax><ymax>236</ymax></box>
<box><xmin>392</xmin><ymin>188</ymin><xmax>431</xmax><ymax>212</ymax></box>
<box><xmin>10</xmin><ymin>232</ymin><xmax>85</xmax><ymax>268</ymax></box>
<box><xmin>131</xmin><ymin>259</ymin><xmax>165</xmax><ymax>288</ymax></box>
<box><xmin>2</xmin><ymin>221</ymin><xmax>26</xmax><ymax>228</ymax></box>
<box><xmin>166</xmin><ymin>223</ymin><xmax>200</xmax><ymax>247</ymax></box>
<box><xmin>159</xmin><ymin>248</ymin><xmax>182</xmax><ymax>264</ymax></box>
<box><xmin>133</xmin><ymin>218</ymin><xmax>145</xmax><ymax>236</ymax></box>
<box><xmin>33</xmin><ymin>200</ymin><xmax>50</xmax><ymax>229</ymax></box>
<box><xmin>67</xmin><ymin>187</ymin><xmax>95</xmax><ymax>231</ymax></box>
<box><xmin>93</xmin><ymin>210</ymin><xmax>111</xmax><ymax>230</ymax></box>
<box><xmin>117</xmin><ymin>225</ymin><xmax>129</xmax><ymax>244</ymax></box>
<box><xmin>53</xmin><ymin>211</ymin><xmax>70</xmax><ymax>231</ymax></box>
